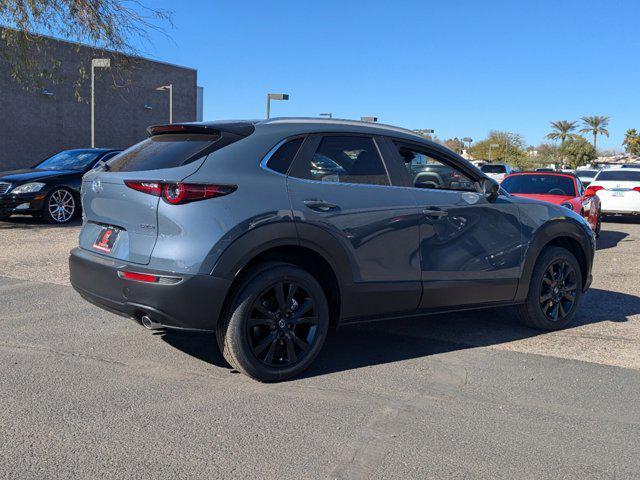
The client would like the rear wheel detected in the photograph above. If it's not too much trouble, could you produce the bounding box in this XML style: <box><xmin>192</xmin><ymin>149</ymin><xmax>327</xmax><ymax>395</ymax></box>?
<box><xmin>44</xmin><ymin>188</ymin><xmax>76</xmax><ymax>224</ymax></box>
<box><xmin>217</xmin><ymin>262</ymin><xmax>330</xmax><ymax>382</ymax></box>
<box><xmin>515</xmin><ymin>246</ymin><xmax>582</xmax><ymax>330</ymax></box>
<box><xmin>594</xmin><ymin>209</ymin><xmax>602</xmax><ymax>237</ymax></box>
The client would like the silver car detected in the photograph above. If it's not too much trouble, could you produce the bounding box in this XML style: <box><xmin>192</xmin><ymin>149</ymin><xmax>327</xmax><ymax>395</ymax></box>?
<box><xmin>70</xmin><ymin>118</ymin><xmax>595</xmax><ymax>381</ymax></box>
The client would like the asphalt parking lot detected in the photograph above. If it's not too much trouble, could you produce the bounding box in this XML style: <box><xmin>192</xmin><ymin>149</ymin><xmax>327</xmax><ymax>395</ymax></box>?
<box><xmin>1</xmin><ymin>216</ymin><xmax>639</xmax><ymax>479</ymax></box>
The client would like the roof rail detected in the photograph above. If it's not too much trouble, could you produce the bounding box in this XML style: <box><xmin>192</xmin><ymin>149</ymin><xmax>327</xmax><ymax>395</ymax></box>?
<box><xmin>259</xmin><ymin>117</ymin><xmax>424</xmax><ymax>139</ymax></box>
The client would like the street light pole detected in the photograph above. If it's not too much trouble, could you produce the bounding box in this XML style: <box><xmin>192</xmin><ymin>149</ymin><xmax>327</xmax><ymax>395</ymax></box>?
<box><xmin>91</xmin><ymin>58</ymin><xmax>111</xmax><ymax>148</ymax></box>
<box><xmin>266</xmin><ymin>93</ymin><xmax>289</xmax><ymax>118</ymax></box>
<box><xmin>488</xmin><ymin>143</ymin><xmax>500</xmax><ymax>162</ymax></box>
<box><xmin>156</xmin><ymin>84</ymin><xmax>173</xmax><ymax>123</ymax></box>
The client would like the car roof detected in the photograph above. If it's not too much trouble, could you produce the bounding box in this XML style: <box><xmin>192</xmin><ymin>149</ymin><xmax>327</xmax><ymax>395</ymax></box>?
<box><xmin>170</xmin><ymin>117</ymin><xmax>427</xmax><ymax>143</ymax></box>
<box><xmin>599</xmin><ymin>167</ymin><xmax>640</xmax><ymax>172</ymax></box>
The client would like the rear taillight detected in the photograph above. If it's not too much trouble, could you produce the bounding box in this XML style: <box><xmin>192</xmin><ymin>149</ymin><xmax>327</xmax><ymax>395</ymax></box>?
<box><xmin>124</xmin><ymin>180</ymin><xmax>162</xmax><ymax>196</ymax></box>
<box><xmin>120</xmin><ymin>271</ymin><xmax>158</xmax><ymax>283</ymax></box>
<box><xmin>124</xmin><ymin>181</ymin><xmax>236</xmax><ymax>204</ymax></box>
<box><xmin>633</xmin><ymin>187</ymin><xmax>640</xmax><ymax>192</ymax></box>
<box><xmin>584</xmin><ymin>185</ymin><xmax>604</xmax><ymax>197</ymax></box>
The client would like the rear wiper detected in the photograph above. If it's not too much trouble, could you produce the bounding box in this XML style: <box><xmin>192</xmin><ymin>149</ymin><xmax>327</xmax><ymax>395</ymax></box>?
<box><xmin>95</xmin><ymin>160</ymin><xmax>110</xmax><ymax>171</ymax></box>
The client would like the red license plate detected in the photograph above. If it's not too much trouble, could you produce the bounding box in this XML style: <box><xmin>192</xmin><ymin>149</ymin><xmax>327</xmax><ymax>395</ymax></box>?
<box><xmin>93</xmin><ymin>226</ymin><xmax>120</xmax><ymax>253</ymax></box>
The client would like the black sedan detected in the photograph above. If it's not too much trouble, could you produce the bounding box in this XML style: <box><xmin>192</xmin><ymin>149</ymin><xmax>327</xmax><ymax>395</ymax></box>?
<box><xmin>0</xmin><ymin>149</ymin><xmax>121</xmax><ymax>224</ymax></box>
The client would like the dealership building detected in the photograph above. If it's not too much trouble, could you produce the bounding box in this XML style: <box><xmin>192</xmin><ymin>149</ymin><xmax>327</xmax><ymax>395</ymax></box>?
<box><xmin>0</xmin><ymin>31</ymin><xmax>203</xmax><ymax>170</ymax></box>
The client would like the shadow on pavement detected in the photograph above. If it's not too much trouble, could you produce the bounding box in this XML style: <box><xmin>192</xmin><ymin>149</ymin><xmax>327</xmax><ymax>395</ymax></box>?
<box><xmin>596</xmin><ymin>229</ymin><xmax>629</xmax><ymax>250</ymax></box>
<box><xmin>159</xmin><ymin>287</ymin><xmax>640</xmax><ymax>378</ymax></box>
<box><xmin>0</xmin><ymin>215</ymin><xmax>81</xmax><ymax>229</ymax></box>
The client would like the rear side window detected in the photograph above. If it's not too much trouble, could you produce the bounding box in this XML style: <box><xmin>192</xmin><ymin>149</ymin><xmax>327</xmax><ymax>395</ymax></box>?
<box><xmin>291</xmin><ymin>136</ymin><xmax>390</xmax><ymax>186</ymax></box>
<box><xmin>266</xmin><ymin>138</ymin><xmax>304</xmax><ymax>174</ymax></box>
<box><xmin>106</xmin><ymin>133</ymin><xmax>220</xmax><ymax>172</ymax></box>
<box><xmin>596</xmin><ymin>170</ymin><xmax>640</xmax><ymax>182</ymax></box>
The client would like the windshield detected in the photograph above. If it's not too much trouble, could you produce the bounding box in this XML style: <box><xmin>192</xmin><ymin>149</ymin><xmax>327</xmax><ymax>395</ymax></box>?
<box><xmin>481</xmin><ymin>164</ymin><xmax>507</xmax><ymax>174</ymax></box>
<box><xmin>501</xmin><ymin>175</ymin><xmax>576</xmax><ymax>196</ymax></box>
<box><xmin>596</xmin><ymin>170</ymin><xmax>640</xmax><ymax>182</ymax></box>
<box><xmin>577</xmin><ymin>170</ymin><xmax>599</xmax><ymax>178</ymax></box>
<box><xmin>35</xmin><ymin>150</ymin><xmax>102</xmax><ymax>171</ymax></box>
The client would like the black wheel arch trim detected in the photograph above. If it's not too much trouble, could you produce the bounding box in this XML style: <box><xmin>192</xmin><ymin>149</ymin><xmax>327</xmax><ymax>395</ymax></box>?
<box><xmin>514</xmin><ymin>218</ymin><xmax>594</xmax><ymax>302</ymax></box>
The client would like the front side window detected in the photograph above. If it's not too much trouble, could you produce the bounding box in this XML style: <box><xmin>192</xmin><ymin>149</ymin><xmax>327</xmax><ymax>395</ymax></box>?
<box><xmin>394</xmin><ymin>143</ymin><xmax>475</xmax><ymax>191</ymax></box>
<box><xmin>292</xmin><ymin>136</ymin><xmax>390</xmax><ymax>186</ymax></box>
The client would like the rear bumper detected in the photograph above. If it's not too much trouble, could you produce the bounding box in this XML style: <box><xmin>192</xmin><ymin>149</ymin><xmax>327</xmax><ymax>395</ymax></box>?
<box><xmin>69</xmin><ymin>247</ymin><xmax>232</xmax><ymax>331</ymax></box>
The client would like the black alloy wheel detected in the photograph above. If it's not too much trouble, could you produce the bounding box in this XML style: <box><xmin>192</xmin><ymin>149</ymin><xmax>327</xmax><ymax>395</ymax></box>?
<box><xmin>247</xmin><ymin>281</ymin><xmax>319</xmax><ymax>367</ymax></box>
<box><xmin>538</xmin><ymin>259</ymin><xmax>578</xmax><ymax>322</ymax></box>
<box><xmin>218</xmin><ymin>262</ymin><xmax>330</xmax><ymax>382</ymax></box>
<box><xmin>515</xmin><ymin>246</ymin><xmax>583</xmax><ymax>330</ymax></box>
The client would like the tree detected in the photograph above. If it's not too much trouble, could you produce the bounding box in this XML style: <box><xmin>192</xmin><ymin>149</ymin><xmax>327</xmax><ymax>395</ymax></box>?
<box><xmin>623</xmin><ymin>129</ymin><xmax>640</xmax><ymax>156</ymax></box>
<box><xmin>469</xmin><ymin>131</ymin><xmax>529</xmax><ymax>168</ymax></box>
<box><xmin>546</xmin><ymin>120</ymin><xmax>578</xmax><ymax>144</ymax></box>
<box><xmin>0</xmin><ymin>1</ymin><xmax>171</xmax><ymax>94</ymax></box>
<box><xmin>580</xmin><ymin>115</ymin><xmax>610</xmax><ymax>151</ymax></box>
<box><xmin>558</xmin><ymin>136</ymin><xmax>597</xmax><ymax>169</ymax></box>
<box><xmin>444</xmin><ymin>138</ymin><xmax>465</xmax><ymax>154</ymax></box>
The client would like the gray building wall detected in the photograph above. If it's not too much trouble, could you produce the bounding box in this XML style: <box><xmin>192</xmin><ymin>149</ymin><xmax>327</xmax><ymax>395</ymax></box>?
<box><xmin>0</xmin><ymin>32</ymin><xmax>198</xmax><ymax>170</ymax></box>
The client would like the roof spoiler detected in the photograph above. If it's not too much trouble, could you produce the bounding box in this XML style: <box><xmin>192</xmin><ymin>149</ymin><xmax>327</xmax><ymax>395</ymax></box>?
<box><xmin>147</xmin><ymin>122</ymin><xmax>256</xmax><ymax>138</ymax></box>
<box><xmin>147</xmin><ymin>124</ymin><xmax>219</xmax><ymax>136</ymax></box>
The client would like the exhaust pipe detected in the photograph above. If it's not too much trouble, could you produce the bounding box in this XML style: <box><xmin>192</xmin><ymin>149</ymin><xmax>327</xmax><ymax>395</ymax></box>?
<box><xmin>141</xmin><ymin>314</ymin><xmax>163</xmax><ymax>330</ymax></box>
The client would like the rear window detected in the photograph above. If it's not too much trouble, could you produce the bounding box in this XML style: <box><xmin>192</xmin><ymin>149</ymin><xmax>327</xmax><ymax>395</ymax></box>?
<box><xmin>577</xmin><ymin>169</ymin><xmax>598</xmax><ymax>178</ymax></box>
<box><xmin>481</xmin><ymin>164</ymin><xmax>507</xmax><ymax>174</ymax></box>
<box><xmin>501</xmin><ymin>175</ymin><xmax>576</xmax><ymax>196</ymax></box>
<box><xmin>106</xmin><ymin>133</ymin><xmax>220</xmax><ymax>172</ymax></box>
<box><xmin>266</xmin><ymin>138</ymin><xmax>304</xmax><ymax>174</ymax></box>
<box><xmin>596</xmin><ymin>170</ymin><xmax>640</xmax><ymax>182</ymax></box>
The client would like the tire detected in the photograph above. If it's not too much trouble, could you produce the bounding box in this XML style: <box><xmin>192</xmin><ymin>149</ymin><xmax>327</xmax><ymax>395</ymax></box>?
<box><xmin>217</xmin><ymin>262</ymin><xmax>330</xmax><ymax>382</ymax></box>
<box><xmin>594</xmin><ymin>209</ymin><xmax>602</xmax><ymax>238</ymax></box>
<box><xmin>515</xmin><ymin>246</ymin><xmax>583</xmax><ymax>330</ymax></box>
<box><xmin>43</xmin><ymin>188</ymin><xmax>77</xmax><ymax>224</ymax></box>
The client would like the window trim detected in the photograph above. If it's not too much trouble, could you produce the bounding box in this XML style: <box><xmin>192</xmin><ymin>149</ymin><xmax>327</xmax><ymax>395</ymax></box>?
<box><xmin>287</xmin><ymin>133</ymin><xmax>393</xmax><ymax>188</ymax></box>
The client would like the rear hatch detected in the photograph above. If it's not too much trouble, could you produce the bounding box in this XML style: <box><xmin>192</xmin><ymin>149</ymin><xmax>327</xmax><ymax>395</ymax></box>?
<box><xmin>79</xmin><ymin>130</ymin><xmax>227</xmax><ymax>264</ymax></box>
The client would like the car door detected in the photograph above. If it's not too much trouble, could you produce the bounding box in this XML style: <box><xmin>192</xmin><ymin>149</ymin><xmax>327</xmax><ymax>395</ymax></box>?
<box><xmin>385</xmin><ymin>139</ymin><xmax>523</xmax><ymax>310</ymax></box>
<box><xmin>287</xmin><ymin>133</ymin><xmax>422</xmax><ymax>320</ymax></box>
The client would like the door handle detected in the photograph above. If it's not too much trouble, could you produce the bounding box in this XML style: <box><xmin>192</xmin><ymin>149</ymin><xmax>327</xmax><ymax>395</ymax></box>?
<box><xmin>303</xmin><ymin>199</ymin><xmax>339</xmax><ymax>212</ymax></box>
<box><xmin>423</xmin><ymin>208</ymin><xmax>448</xmax><ymax>218</ymax></box>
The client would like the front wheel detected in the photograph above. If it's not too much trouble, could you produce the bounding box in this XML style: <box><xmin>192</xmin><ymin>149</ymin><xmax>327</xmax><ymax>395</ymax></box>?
<box><xmin>218</xmin><ymin>262</ymin><xmax>330</xmax><ymax>382</ymax></box>
<box><xmin>515</xmin><ymin>246</ymin><xmax>583</xmax><ymax>330</ymax></box>
<box><xmin>44</xmin><ymin>188</ymin><xmax>77</xmax><ymax>224</ymax></box>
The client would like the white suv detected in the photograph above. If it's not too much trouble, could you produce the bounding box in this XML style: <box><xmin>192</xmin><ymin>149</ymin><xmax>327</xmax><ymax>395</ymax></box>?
<box><xmin>480</xmin><ymin>163</ymin><xmax>513</xmax><ymax>182</ymax></box>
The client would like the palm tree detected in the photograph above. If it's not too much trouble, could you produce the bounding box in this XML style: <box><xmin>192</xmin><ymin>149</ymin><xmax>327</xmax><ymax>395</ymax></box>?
<box><xmin>580</xmin><ymin>115</ymin><xmax>610</xmax><ymax>151</ymax></box>
<box><xmin>546</xmin><ymin>120</ymin><xmax>578</xmax><ymax>144</ymax></box>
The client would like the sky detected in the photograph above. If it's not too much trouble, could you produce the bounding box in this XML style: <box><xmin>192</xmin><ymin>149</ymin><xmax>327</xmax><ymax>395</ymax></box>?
<box><xmin>131</xmin><ymin>0</ymin><xmax>640</xmax><ymax>151</ymax></box>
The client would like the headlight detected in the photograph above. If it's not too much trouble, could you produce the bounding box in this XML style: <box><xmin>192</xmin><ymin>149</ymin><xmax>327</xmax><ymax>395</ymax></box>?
<box><xmin>11</xmin><ymin>182</ymin><xmax>46</xmax><ymax>194</ymax></box>
<box><xmin>560</xmin><ymin>202</ymin><xmax>574</xmax><ymax>211</ymax></box>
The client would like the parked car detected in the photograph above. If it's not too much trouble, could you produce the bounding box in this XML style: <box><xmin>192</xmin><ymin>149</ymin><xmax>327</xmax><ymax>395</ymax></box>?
<box><xmin>480</xmin><ymin>163</ymin><xmax>513</xmax><ymax>182</ymax></box>
<box><xmin>575</xmin><ymin>169</ymin><xmax>600</xmax><ymax>188</ymax></box>
<box><xmin>0</xmin><ymin>148</ymin><xmax>122</xmax><ymax>223</ymax></box>
<box><xmin>501</xmin><ymin>172</ymin><xmax>601</xmax><ymax>235</ymax></box>
<box><xmin>586</xmin><ymin>168</ymin><xmax>640</xmax><ymax>216</ymax></box>
<box><xmin>69</xmin><ymin>119</ymin><xmax>595</xmax><ymax>382</ymax></box>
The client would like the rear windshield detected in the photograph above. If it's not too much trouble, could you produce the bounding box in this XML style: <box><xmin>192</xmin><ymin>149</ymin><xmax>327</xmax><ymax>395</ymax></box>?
<box><xmin>596</xmin><ymin>170</ymin><xmax>640</xmax><ymax>182</ymax></box>
<box><xmin>106</xmin><ymin>133</ymin><xmax>220</xmax><ymax>172</ymax></box>
<box><xmin>481</xmin><ymin>164</ymin><xmax>507</xmax><ymax>173</ymax></box>
<box><xmin>501</xmin><ymin>175</ymin><xmax>576</xmax><ymax>196</ymax></box>
<box><xmin>577</xmin><ymin>170</ymin><xmax>599</xmax><ymax>178</ymax></box>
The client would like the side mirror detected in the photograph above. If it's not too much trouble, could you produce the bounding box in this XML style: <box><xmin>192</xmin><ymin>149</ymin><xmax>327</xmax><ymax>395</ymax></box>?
<box><xmin>477</xmin><ymin>177</ymin><xmax>500</xmax><ymax>202</ymax></box>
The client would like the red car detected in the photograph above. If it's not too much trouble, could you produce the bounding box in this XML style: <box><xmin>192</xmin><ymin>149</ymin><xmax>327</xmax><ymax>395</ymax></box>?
<box><xmin>501</xmin><ymin>172</ymin><xmax>601</xmax><ymax>236</ymax></box>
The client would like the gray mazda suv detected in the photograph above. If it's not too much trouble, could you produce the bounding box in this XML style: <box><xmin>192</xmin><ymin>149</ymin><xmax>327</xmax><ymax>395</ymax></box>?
<box><xmin>70</xmin><ymin>118</ymin><xmax>595</xmax><ymax>381</ymax></box>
